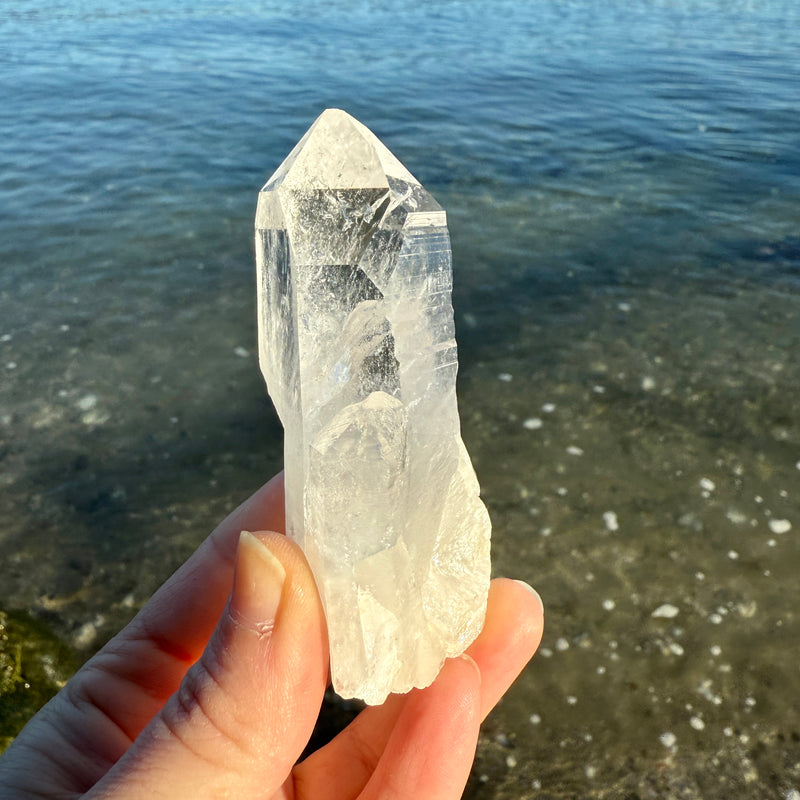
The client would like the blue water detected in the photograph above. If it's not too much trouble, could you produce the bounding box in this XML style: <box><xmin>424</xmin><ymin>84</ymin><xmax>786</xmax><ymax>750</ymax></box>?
<box><xmin>3</xmin><ymin>0</ymin><xmax>799</xmax><ymax>300</ymax></box>
<box><xmin>2</xmin><ymin>1</ymin><xmax>800</xmax><ymax>796</ymax></box>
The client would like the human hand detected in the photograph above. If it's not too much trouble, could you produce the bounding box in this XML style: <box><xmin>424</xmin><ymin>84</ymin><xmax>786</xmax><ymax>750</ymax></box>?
<box><xmin>0</xmin><ymin>472</ymin><xmax>544</xmax><ymax>799</ymax></box>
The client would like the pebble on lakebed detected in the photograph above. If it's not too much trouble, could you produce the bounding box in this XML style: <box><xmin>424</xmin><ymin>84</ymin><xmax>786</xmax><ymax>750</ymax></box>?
<box><xmin>652</xmin><ymin>603</ymin><xmax>680</xmax><ymax>619</ymax></box>
<box><xmin>768</xmin><ymin>518</ymin><xmax>792</xmax><ymax>534</ymax></box>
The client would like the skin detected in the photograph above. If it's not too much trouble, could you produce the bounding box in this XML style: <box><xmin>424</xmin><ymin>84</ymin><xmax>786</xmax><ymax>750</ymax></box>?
<box><xmin>0</xmin><ymin>472</ymin><xmax>544</xmax><ymax>799</ymax></box>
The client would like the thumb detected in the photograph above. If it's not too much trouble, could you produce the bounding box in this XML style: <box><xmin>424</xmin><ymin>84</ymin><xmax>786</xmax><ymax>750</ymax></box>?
<box><xmin>88</xmin><ymin>532</ymin><xmax>329</xmax><ymax>800</ymax></box>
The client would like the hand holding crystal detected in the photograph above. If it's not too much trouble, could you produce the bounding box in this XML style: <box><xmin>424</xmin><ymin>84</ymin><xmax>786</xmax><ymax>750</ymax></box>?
<box><xmin>0</xmin><ymin>473</ymin><xmax>544</xmax><ymax>799</ymax></box>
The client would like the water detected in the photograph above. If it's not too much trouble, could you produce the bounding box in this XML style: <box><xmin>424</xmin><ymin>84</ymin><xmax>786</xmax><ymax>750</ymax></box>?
<box><xmin>2</xmin><ymin>0</ymin><xmax>800</xmax><ymax>795</ymax></box>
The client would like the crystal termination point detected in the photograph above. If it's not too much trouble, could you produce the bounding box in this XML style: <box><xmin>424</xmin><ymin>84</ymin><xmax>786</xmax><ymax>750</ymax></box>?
<box><xmin>255</xmin><ymin>109</ymin><xmax>491</xmax><ymax>705</ymax></box>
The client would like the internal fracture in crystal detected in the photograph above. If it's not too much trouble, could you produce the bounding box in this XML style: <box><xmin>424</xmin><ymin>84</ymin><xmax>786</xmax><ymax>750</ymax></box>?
<box><xmin>255</xmin><ymin>109</ymin><xmax>491</xmax><ymax>705</ymax></box>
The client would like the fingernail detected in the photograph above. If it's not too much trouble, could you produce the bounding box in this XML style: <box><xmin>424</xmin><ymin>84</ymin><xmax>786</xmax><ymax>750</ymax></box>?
<box><xmin>513</xmin><ymin>579</ymin><xmax>544</xmax><ymax>613</ymax></box>
<box><xmin>459</xmin><ymin>652</ymin><xmax>482</xmax><ymax>680</ymax></box>
<box><xmin>232</xmin><ymin>531</ymin><xmax>286</xmax><ymax>630</ymax></box>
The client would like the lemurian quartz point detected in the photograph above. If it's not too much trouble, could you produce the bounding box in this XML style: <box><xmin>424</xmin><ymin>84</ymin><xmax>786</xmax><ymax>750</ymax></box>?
<box><xmin>255</xmin><ymin>109</ymin><xmax>491</xmax><ymax>705</ymax></box>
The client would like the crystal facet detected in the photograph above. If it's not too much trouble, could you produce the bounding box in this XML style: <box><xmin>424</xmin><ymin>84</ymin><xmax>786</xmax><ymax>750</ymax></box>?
<box><xmin>255</xmin><ymin>109</ymin><xmax>491</xmax><ymax>705</ymax></box>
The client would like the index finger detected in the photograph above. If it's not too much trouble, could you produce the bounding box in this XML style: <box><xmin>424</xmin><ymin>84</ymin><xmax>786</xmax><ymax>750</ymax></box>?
<box><xmin>90</xmin><ymin>471</ymin><xmax>287</xmax><ymax>719</ymax></box>
<box><xmin>1</xmin><ymin>473</ymin><xmax>288</xmax><ymax>797</ymax></box>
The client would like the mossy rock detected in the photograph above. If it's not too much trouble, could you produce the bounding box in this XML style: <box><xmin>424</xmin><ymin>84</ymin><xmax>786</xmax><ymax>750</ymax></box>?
<box><xmin>0</xmin><ymin>609</ymin><xmax>79</xmax><ymax>752</ymax></box>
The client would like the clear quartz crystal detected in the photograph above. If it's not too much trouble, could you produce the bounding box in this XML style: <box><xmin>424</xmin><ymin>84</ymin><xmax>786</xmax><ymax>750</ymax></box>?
<box><xmin>255</xmin><ymin>109</ymin><xmax>491</xmax><ymax>705</ymax></box>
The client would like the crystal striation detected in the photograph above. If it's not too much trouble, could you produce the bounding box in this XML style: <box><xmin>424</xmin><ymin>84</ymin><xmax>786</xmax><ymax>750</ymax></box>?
<box><xmin>255</xmin><ymin>109</ymin><xmax>491</xmax><ymax>705</ymax></box>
